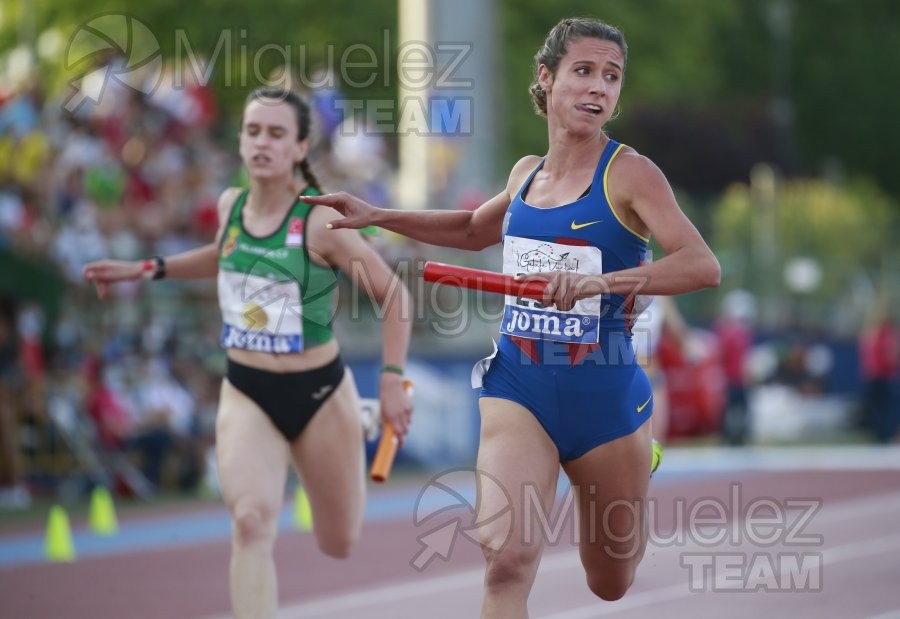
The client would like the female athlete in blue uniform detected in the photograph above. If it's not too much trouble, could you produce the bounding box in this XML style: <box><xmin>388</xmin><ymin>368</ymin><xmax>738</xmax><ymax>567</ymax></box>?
<box><xmin>305</xmin><ymin>17</ymin><xmax>720</xmax><ymax>616</ymax></box>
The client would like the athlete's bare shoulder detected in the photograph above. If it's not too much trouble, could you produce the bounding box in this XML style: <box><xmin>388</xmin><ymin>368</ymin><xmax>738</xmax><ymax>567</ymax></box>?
<box><xmin>213</xmin><ymin>187</ymin><xmax>245</xmax><ymax>243</ymax></box>
<box><xmin>506</xmin><ymin>155</ymin><xmax>543</xmax><ymax>199</ymax></box>
<box><xmin>608</xmin><ymin>146</ymin><xmax>667</xmax><ymax>190</ymax></box>
<box><xmin>216</xmin><ymin>187</ymin><xmax>244</xmax><ymax>221</ymax></box>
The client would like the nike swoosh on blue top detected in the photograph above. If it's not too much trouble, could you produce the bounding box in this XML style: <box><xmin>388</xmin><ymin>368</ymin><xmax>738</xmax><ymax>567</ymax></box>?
<box><xmin>570</xmin><ymin>220</ymin><xmax>602</xmax><ymax>230</ymax></box>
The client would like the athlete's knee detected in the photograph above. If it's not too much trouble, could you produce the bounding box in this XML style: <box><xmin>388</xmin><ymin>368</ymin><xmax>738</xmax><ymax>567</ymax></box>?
<box><xmin>231</xmin><ymin>500</ymin><xmax>278</xmax><ymax>547</ymax></box>
<box><xmin>316</xmin><ymin>527</ymin><xmax>359</xmax><ymax>559</ymax></box>
<box><xmin>482</xmin><ymin>544</ymin><xmax>541</xmax><ymax>590</ymax></box>
<box><xmin>585</xmin><ymin>564</ymin><xmax>636</xmax><ymax>601</ymax></box>
<box><xmin>314</xmin><ymin>523</ymin><xmax>362</xmax><ymax>559</ymax></box>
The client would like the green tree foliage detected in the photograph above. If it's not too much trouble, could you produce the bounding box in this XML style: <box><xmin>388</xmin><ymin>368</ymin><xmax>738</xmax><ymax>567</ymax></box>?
<box><xmin>712</xmin><ymin>176</ymin><xmax>897</xmax><ymax>323</ymax></box>
<box><xmin>2</xmin><ymin>0</ymin><xmax>398</xmax><ymax>115</ymax></box>
<box><xmin>790</xmin><ymin>0</ymin><xmax>900</xmax><ymax>197</ymax></box>
<box><xmin>499</xmin><ymin>0</ymin><xmax>900</xmax><ymax>204</ymax></box>
<box><xmin>499</xmin><ymin>0</ymin><xmax>750</xmax><ymax>174</ymax></box>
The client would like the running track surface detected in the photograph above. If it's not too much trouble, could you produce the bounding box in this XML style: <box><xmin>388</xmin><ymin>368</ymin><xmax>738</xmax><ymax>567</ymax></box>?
<box><xmin>2</xmin><ymin>446</ymin><xmax>900</xmax><ymax>619</ymax></box>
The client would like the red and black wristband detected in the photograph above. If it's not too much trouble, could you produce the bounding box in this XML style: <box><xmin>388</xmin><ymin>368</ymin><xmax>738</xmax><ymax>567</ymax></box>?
<box><xmin>142</xmin><ymin>256</ymin><xmax>166</xmax><ymax>280</ymax></box>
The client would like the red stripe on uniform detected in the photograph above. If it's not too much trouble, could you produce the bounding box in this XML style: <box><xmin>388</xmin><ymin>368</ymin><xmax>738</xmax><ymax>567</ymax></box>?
<box><xmin>568</xmin><ymin>342</ymin><xmax>601</xmax><ymax>366</ymax></box>
<box><xmin>511</xmin><ymin>336</ymin><xmax>541</xmax><ymax>364</ymax></box>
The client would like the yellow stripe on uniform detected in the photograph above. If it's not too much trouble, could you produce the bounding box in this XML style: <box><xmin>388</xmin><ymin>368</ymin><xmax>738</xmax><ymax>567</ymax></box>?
<box><xmin>603</xmin><ymin>143</ymin><xmax>650</xmax><ymax>243</ymax></box>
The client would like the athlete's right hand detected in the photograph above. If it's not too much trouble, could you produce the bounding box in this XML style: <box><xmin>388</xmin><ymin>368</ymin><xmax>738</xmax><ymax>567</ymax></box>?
<box><xmin>299</xmin><ymin>192</ymin><xmax>380</xmax><ymax>231</ymax></box>
<box><xmin>83</xmin><ymin>260</ymin><xmax>143</xmax><ymax>300</ymax></box>
<box><xmin>379</xmin><ymin>373</ymin><xmax>414</xmax><ymax>446</ymax></box>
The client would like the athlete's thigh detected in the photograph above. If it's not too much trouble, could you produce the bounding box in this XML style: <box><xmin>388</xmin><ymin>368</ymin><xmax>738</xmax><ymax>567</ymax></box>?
<box><xmin>477</xmin><ymin>397</ymin><xmax>560</xmax><ymax>554</ymax></box>
<box><xmin>561</xmin><ymin>418</ymin><xmax>652</xmax><ymax>567</ymax></box>
<box><xmin>290</xmin><ymin>368</ymin><xmax>365</xmax><ymax>538</ymax></box>
<box><xmin>216</xmin><ymin>379</ymin><xmax>291</xmax><ymax>513</ymax></box>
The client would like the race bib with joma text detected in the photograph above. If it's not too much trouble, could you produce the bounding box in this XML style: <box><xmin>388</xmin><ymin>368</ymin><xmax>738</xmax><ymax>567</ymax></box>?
<box><xmin>500</xmin><ymin>236</ymin><xmax>603</xmax><ymax>344</ymax></box>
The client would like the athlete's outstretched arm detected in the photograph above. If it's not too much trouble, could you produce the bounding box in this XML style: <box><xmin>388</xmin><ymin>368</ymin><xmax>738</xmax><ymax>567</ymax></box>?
<box><xmin>300</xmin><ymin>156</ymin><xmax>541</xmax><ymax>251</ymax></box>
<box><xmin>300</xmin><ymin>191</ymin><xmax>504</xmax><ymax>251</ymax></box>
<box><xmin>83</xmin><ymin>188</ymin><xmax>241</xmax><ymax>298</ymax></box>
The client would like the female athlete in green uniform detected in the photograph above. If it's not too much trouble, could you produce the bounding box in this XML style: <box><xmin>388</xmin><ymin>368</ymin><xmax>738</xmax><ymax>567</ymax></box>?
<box><xmin>84</xmin><ymin>87</ymin><xmax>412</xmax><ymax>619</ymax></box>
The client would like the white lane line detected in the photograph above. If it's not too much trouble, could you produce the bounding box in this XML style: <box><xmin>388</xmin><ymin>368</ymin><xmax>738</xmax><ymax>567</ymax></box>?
<box><xmin>539</xmin><ymin>532</ymin><xmax>900</xmax><ymax>618</ymax></box>
<box><xmin>201</xmin><ymin>553</ymin><xmax>580</xmax><ymax>618</ymax></box>
<box><xmin>661</xmin><ymin>445</ymin><xmax>900</xmax><ymax>472</ymax></box>
<box><xmin>270</xmin><ymin>552</ymin><xmax>580</xmax><ymax>619</ymax></box>
<box><xmin>536</xmin><ymin>491</ymin><xmax>900</xmax><ymax>619</ymax></box>
<box><xmin>201</xmin><ymin>490</ymin><xmax>900</xmax><ymax>619</ymax></box>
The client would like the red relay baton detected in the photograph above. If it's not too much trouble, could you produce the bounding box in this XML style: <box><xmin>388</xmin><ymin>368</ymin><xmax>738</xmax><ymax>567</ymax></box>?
<box><xmin>423</xmin><ymin>261</ymin><xmax>548</xmax><ymax>301</ymax></box>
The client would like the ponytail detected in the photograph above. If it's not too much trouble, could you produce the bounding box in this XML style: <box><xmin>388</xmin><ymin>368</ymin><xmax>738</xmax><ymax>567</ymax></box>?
<box><xmin>297</xmin><ymin>159</ymin><xmax>322</xmax><ymax>194</ymax></box>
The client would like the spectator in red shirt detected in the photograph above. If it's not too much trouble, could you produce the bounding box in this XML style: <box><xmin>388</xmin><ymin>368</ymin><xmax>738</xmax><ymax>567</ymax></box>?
<box><xmin>715</xmin><ymin>291</ymin><xmax>755</xmax><ymax>446</ymax></box>
<box><xmin>859</xmin><ymin>313</ymin><xmax>900</xmax><ymax>444</ymax></box>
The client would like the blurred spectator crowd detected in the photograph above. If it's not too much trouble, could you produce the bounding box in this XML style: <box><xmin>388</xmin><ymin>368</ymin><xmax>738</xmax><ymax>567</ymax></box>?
<box><xmin>0</xmin><ymin>57</ymin><xmax>410</xmax><ymax>507</ymax></box>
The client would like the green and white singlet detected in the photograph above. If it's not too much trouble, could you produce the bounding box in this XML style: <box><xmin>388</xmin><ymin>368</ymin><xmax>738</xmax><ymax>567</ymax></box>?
<box><xmin>217</xmin><ymin>188</ymin><xmax>338</xmax><ymax>354</ymax></box>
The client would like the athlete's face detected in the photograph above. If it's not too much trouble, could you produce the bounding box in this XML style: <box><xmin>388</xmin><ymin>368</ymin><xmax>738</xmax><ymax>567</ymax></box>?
<box><xmin>539</xmin><ymin>37</ymin><xmax>624</xmax><ymax>134</ymax></box>
<box><xmin>239</xmin><ymin>98</ymin><xmax>309</xmax><ymax>180</ymax></box>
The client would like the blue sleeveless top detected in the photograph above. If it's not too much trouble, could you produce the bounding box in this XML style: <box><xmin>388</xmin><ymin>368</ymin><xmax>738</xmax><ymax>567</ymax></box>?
<box><xmin>499</xmin><ymin>139</ymin><xmax>650</xmax><ymax>364</ymax></box>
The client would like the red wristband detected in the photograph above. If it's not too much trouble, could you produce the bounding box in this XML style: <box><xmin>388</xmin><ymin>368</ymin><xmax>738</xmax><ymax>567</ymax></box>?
<box><xmin>141</xmin><ymin>256</ymin><xmax>166</xmax><ymax>280</ymax></box>
<box><xmin>141</xmin><ymin>259</ymin><xmax>155</xmax><ymax>279</ymax></box>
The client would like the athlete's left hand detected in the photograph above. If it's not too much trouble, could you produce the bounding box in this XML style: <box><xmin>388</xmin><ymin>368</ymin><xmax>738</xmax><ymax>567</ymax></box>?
<box><xmin>514</xmin><ymin>271</ymin><xmax>595</xmax><ymax>311</ymax></box>
<box><xmin>379</xmin><ymin>373</ymin><xmax>413</xmax><ymax>445</ymax></box>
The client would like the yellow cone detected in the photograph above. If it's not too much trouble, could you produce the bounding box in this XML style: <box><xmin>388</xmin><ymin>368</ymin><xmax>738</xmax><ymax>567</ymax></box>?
<box><xmin>293</xmin><ymin>486</ymin><xmax>313</xmax><ymax>531</ymax></box>
<box><xmin>89</xmin><ymin>487</ymin><xmax>118</xmax><ymax>536</ymax></box>
<box><xmin>44</xmin><ymin>505</ymin><xmax>76</xmax><ymax>562</ymax></box>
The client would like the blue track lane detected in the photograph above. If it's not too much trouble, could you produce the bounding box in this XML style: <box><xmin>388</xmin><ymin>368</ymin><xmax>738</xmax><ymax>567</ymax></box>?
<box><xmin>0</xmin><ymin>469</ymin><xmax>722</xmax><ymax>568</ymax></box>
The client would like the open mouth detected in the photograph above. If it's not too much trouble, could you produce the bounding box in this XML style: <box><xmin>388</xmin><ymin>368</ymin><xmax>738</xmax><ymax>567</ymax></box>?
<box><xmin>576</xmin><ymin>103</ymin><xmax>603</xmax><ymax>116</ymax></box>
<box><xmin>251</xmin><ymin>154</ymin><xmax>271</xmax><ymax>164</ymax></box>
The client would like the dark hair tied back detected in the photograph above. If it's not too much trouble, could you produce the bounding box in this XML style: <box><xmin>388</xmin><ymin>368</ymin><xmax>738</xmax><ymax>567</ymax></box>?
<box><xmin>244</xmin><ymin>87</ymin><xmax>322</xmax><ymax>191</ymax></box>
<box><xmin>528</xmin><ymin>18</ymin><xmax>627</xmax><ymax>117</ymax></box>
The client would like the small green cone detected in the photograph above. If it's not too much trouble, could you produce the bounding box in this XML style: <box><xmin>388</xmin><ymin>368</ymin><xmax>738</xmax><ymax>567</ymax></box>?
<box><xmin>89</xmin><ymin>487</ymin><xmax>118</xmax><ymax>536</ymax></box>
<box><xmin>293</xmin><ymin>487</ymin><xmax>313</xmax><ymax>531</ymax></box>
<box><xmin>45</xmin><ymin>505</ymin><xmax>76</xmax><ymax>562</ymax></box>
